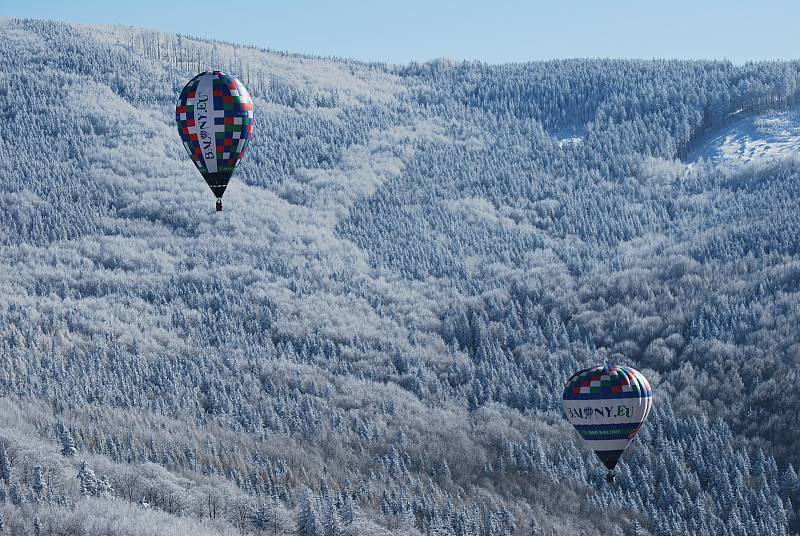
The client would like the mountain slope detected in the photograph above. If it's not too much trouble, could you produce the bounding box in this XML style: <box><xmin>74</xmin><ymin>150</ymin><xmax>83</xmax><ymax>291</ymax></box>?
<box><xmin>1</xmin><ymin>18</ymin><xmax>799</xmax><ymax>536</ymax></box>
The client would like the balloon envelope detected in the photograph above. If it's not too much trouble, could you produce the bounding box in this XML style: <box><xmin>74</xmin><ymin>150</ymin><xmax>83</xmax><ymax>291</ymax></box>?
<box><xmin>176</xmin><ymin>71</ymin><xmax>254</xmax><ymax>198</ymax></box>
<box><xmin>562</xmin><ymin>364</ymin><xmax>652</xmax><ymax>471</ymax></box>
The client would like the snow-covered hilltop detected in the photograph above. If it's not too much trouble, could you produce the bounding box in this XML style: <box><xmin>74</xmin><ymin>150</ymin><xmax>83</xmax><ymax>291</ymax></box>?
<box><xmin>688</xmin><ymin>108</ymin><xmax>800</xmax><ymax>170</ymax></box>
<box><xmin>0</xmin><ymin>18</ymin><xmax>799</xmax><ymax>536</ymax></box>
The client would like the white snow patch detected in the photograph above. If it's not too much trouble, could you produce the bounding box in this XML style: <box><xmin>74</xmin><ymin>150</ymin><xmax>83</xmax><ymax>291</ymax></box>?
<box><xmin>551</xmin><ymin>125</ymin><xmax>586</xmax><ymax>148</ymax></box>
<box><xmin>687</xmin><ymin>108</ymin><xmax>800</xmax><ymax>170</ymax></box>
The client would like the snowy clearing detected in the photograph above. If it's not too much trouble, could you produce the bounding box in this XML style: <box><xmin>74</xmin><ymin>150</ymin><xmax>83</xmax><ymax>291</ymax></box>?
<box><xmin>551</xmin><ymin>125</ymin><xmax>586</xmax><ymax>148</ymax></box>
<box><xmin>687</xmin><ymin>108</ymin><xmax>800</xmax><ymax>169</ymax></box>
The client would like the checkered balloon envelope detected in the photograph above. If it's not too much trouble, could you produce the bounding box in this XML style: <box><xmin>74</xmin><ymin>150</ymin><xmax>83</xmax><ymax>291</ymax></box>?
<box><xmin>176</xmin><ymin>71</ymin><xmax>254</xmax><ymax>201</ymax></box>
<box><xmin>562</xmin><ymin>363</ymin><xmax>653</xmax><ymax>479</ymax></box>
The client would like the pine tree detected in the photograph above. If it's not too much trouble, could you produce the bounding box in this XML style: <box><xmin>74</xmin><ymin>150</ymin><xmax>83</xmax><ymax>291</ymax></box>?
<box><xmin>97</xmin><ymin>475</ymin><xmax>113</xmax><ymax>498</ymax></box>
<box><xmin>77</xmin><ymin>460</ymin><xmax>98</xmax><ymax>496</ymax></box>
<box><xmin>499</xmin><ymin>506</ymin><xmax>516</xmax><ymax>535</ymax></box>
<box><xmin>0</xmin><ymin>444</ymin><xmax>10</xmax><ymax>485</ymax></box>
<box><xmin>252</xmin><ymin>502</ymin><xmax>271</xmax><ymax>530</ymax></box>
<box><xmin>9</xmin><ymin>481</ymin><xmax>24</xmax><ymax>506</ymax></box>
<box><xmin>753</xmin><ymin>448</ymin><xmax>767</xmax><ymax>478</ymax></box>
<box><xmin>33</xmin><ymin>516</ymin><xmax>42</xmax><ymax>536</ymax></box>
<box><xmin>31</xmin><ymin>465</ymin><xmax>46</xmax><ymax>502</ymax></box>
<box><xmin>298</xmin><ymin>488</ymin><xmax>319</xmax><ymax>536</ymax></box>
<box><xmin>61</xmin><ymin>431</ymin><xmax>77</xmax><ymax>458</ymax></box>
<box><xmin>430</xmin><ymin>516</ymin><xmax>452</xmax><ymax>536</ymax></box>
<box><xmin>321</xmin><ymin>498</ymin><xmax>341</xmax><ymax>536</ymax></box>
<box><xmin>780</xmin><ymin>464</ymin><xmax>798</xmax><ymax>497</ymax></box>
<box><xmin>629</xmin><ymin>520</ymin><xmax>647</xmax><ymax>536</ymax></box>
<box><xmin>341</xmin><ymin>494</ymin><xmax>357</xmax><ymax>526</ymax></box>
<box><xmin>530</xmin><ymin>517</ymin><xmax>541</xmax><ymax>536</ymax></box>
<box><xmin>252</xmin><ymin>498</ymin><xmax>295</xmax><ymax>533</ymax></box>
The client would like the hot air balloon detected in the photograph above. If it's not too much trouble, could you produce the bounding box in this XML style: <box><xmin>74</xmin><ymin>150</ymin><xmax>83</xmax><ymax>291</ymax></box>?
<box><xmin>176</xmin><ymin>71</ymin><xmax>254</xmax><ymax>211</ymax></box>
<box><xmin>562</xmin><ymin>363</ymin><xmax>652</xmax><ymax>483</ymax></box>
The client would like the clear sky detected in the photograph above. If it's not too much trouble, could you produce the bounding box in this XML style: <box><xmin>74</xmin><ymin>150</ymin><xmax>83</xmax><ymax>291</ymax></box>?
<box><xmin>2</xmin><ymin>0</ymin><xmax>799</xmax><ymax>65</ymax></box>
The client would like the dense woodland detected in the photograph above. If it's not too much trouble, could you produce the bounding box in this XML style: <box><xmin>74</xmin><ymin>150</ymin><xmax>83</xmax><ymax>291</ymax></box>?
<box><xmin>1</xmin><ymin>17</ymin><xmax>799</xmax><ymax>536</ymax></box>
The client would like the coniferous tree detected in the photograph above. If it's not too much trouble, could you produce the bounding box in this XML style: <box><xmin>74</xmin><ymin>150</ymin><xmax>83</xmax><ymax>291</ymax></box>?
<box><xmin>321</xmin><ymin>500</ymin><xmax>341</xmax><ymax>536</ymax></box>
<box><xmin>77</xmin><ymin>460</ymin><xmax>98</xmax><ymax>496</ymax></box>
<box><xmin>97</xmin><ymin>475</ymin><xmax>113</xmax><ymax>498</ymax></box>
<box><xmin>31</xmin><ymin>465</ymin><xmax>46</xmax><ymax>502</ymax></box>
<box><xmin>60</xmin><ymin>431</ymin><xmax>77</xmax><ymax>458</ymax></box>
<box><xmin>341</xmin><ymin>495</ymin><xmax>357</xmax><ymax>526</ymax></box>
<box><xmin>0</xmin><ymin>445</ymin><xmax>10</xmax><ymax>485</ymax></box>
<box><xmin>252</xmin><ymin>498</ymin><xmax>295</xmax><ymax>534</ymax></box>
<box><xmin>298</xmin><ymin>488</ymin><xmax>320</xmax><ymax>536</ymax></box>
<box><xmin>9</xmin><ymin>481</ymin><xmax>24</xmax><ymax>506</ymax></box>
<box><xmin>781</xmin><ymin>464</ymin><xmax>799</xmax><ymax>498</ymax></box>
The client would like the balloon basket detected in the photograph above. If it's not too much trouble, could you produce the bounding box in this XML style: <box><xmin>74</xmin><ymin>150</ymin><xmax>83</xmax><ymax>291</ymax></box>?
<box><xmin>606</xmin><ymin>471</ymin><xmax>616</xmax><ymax>484</ymax></box>
<box><xmin>215</xmin><ymin>199</ymin><xmax>223</xmax><ymax>212</ymax></box>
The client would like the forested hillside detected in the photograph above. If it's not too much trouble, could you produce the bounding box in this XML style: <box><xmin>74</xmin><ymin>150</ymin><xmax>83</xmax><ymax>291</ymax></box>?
<box><xmin>1</xmin><ymin>18</ymin><xmax>800</xmax><ymax>536</ymax></box>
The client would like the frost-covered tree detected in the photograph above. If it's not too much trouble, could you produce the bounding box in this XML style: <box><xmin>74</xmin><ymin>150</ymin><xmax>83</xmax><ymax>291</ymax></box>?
<box><xmin>9</xmin><ymin>482</ymin><xmax>24</xmax><ymax>506</ymax></box>
<box><xmin>97</xmin><ymin>475</ymin><xmax>113</xmax><ymax>498</ymax></box>
<box><xmin>0</xmin><ymin>445</ymin><xmax>10</xmax><ymax>485</ymax></box>
<box><xmin>60</xmin><ymin>431</ymin><xmax>77</xmax><ymax>458</ymax></box>
<box><xmin>77</xmin><ymin>460</ymin><xmax>98</xmax><ymax>497</ymax></box>
<box><xmin>252</xmin><ymin>499</ymin><xmax>295</xmax><ymax>533</ymax></box>
<box><xmin>321</xmin><ymin>498</ymin><xmax>341</xmax><ymax>536</ymax></box>
<box><xmin>341</xmin><ymin>495</ymin><xmax>357</xmax><ymax>526</ymax></box>
<box><xmin>298</xmin><ymin>489</ymin><xmax>320</xmax><ymax>536</ymax></box>
<box><xmin>31</xmin><ymin>465</ymin><xmax>46</xmax><ymax>502</ymax></box>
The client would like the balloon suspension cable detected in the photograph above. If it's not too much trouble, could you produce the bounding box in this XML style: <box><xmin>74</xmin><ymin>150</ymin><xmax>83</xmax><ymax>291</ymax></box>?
<box><xmin>215</xmin><ymin>198</ymin><xmax>223</xmax><ymax>212</ymax></box>
<box><xmin>606</xmin><ymin>471</ymin><xmax>616</xmax><ymax>484</ymax></box>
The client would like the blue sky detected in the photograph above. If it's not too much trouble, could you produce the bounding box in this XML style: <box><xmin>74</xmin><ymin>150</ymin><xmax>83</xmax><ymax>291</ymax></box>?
<box><xmin>3</xmin><ymin>0</ymin><xmax>799</xmax><ymax>64</ymax></box>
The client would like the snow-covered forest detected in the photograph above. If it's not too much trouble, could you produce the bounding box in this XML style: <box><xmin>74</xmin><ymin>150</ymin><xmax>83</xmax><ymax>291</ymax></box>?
<box><xmin>1</xmin><ymin>17</ymin><xmax>800</xmax><ymax>536</ymax></box>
